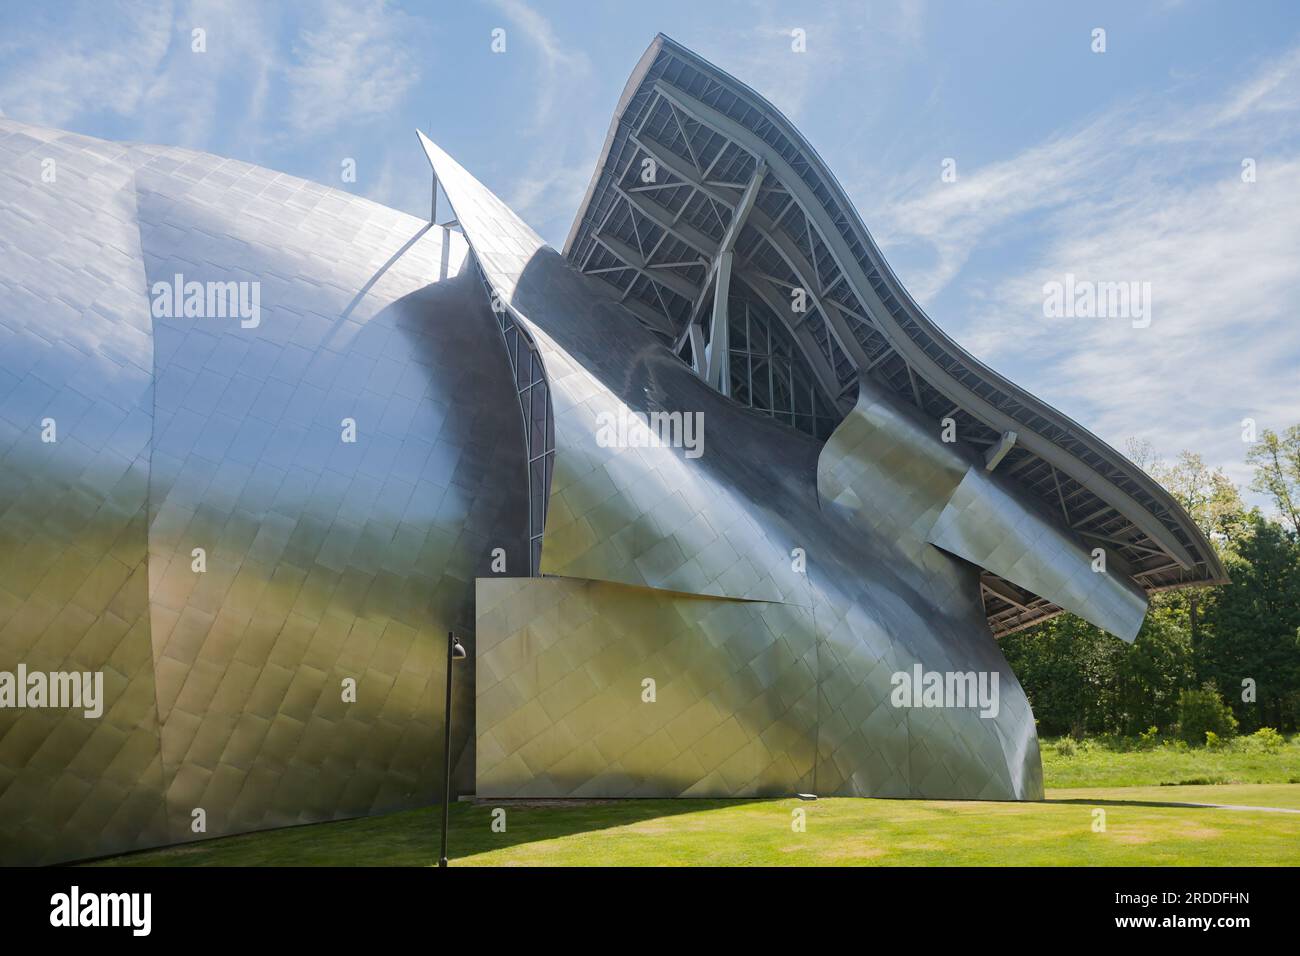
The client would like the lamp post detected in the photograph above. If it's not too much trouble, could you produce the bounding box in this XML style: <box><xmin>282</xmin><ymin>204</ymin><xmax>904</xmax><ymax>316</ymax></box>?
<box><xmin>439</xmin><ymin>631</ymin><xmax>466</xmax><ymax>868</ymax></box>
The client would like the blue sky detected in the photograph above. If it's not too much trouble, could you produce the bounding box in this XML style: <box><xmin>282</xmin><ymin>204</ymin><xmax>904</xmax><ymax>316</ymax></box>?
<box><xmin>2</xmin><ymin>0</ymin><xmax>1298</xmax><ymax>505</ymax></box>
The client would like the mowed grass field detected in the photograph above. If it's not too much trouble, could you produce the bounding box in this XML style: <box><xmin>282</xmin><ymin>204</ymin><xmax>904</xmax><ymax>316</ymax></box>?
<box><xmin>92</xmin><ymin>785</ymin><xmax>1300</xmax><ymax>867</ymax></box>
<box><xmin>1040</xmin><ymin>735</ymin><xmax>1300</xmax><ymax>788</ymax></box>
<box><xmin>89</xmin><ymin>738</ymin><xmax>1300</xmax><ymax>868</ymax></box>
<box><xmin>91</xmin><ymin>737</ymin><xmax>1300</xmax><ymax>867</ymax></box>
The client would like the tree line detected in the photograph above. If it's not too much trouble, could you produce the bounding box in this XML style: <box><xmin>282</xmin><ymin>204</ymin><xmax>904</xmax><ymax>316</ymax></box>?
<box><xmin>1002</xmin><ymin>425</ymin><xmax>1300</xmax><ymax>739</ymax></box>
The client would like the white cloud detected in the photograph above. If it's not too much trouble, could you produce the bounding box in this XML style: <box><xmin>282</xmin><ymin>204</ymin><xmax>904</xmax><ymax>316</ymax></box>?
<box><xmin>282</xmin><ymin>0</ymin><xmax>423</xmax><ymax>138</ymax></box>
<box><xmin>488</xmin><ymin>0</ymin><xmax>591</xmax><ymax>131</ymax></box>
<box><xmin>482</xmin><ymin>0</ymin><xmax>597</xmax><ymax>239</ymax></box>
<box><xmin>871</xmin><ymin>43</ymin><xmax>1300</xmax><ymax>498</ymax></box>
<box><xmin>705</xmin><ymin>0</ymin><xmax>926</xmax><ymax>121</ymax></box>
<box><xmin>0</xmin><ymin>0</ymin><xmax>175</xmax><ymax>127</ymax></box>
<box><xmin>139</xmin><ymin>0</ymin><xmax>276</xmax><ymax>150</ymax></box>
<box><xmin>0</xmin><ymin>0</ymin><xmax>279</xmax><ymax>151</ymax></box>
<box><xmin>871</xmin><ymin>115</ymin><xmax>1119</xmax><ymax>303</ymax></box>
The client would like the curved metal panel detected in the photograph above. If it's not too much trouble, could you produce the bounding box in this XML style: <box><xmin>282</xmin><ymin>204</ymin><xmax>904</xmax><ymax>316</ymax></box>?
<box><xmin>928</xmin><ymin>469</ymin><xmax>1149</xmax><ymax>641</ymax></box>
<box><xmin>565</xmin><ymin>34</ymin><xmax>1226</xmax><ymax>619</ymax></box>
<box><xmin>476</xmin><ymin>575</ymin><xmax>818</xmax><ymax>798</ymax></box>
<box><xmin>0</xmin><ymin>120</ymin><xmax>529</xmax><ymax>863</ymax></box>
<box><xmin>812</xmin><ymin>382</ymin><xmax>1043</xmax><ymax>799</ymax></box>
<box><xmin>420</xmin><ymin>133</ymin><xmax>808</xmax><ymax>606</ymax></box>
<box><xmin>0</xmin><ymin>122</ymin><xmax>167</xmax><ymax>866</ymax></box>
<box><xmin>821</xmin><ymin>377</ymin><xmax>1148</xmax><ymax>641</ymax></box>
<box><xmin>428</xmin><ymin>134</ymin><xmax>1042</xmax><ymax>802</ymax></box>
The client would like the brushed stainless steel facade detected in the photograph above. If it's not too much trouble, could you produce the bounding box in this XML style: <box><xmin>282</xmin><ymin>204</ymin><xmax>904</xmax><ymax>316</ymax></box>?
<box><xmin>476</xmin><ymin>576</ymin><xmax>820</xmax><ymax>797</ymax></box>
<box><xmin>821</xmin><ymin>382</ymin><xmax>1151</xmax><ymax>641</ymax></box>
<box><xmin>565</xmin><ymin>35</ymin><xmax>1227</xmax><ymax>638</ymax></box>
<box><xmin>0</xmin><ymin>120</ymin><xmax>527</xmax><ymax>865</ymax></box>
<box><xmin>1</xmin><ymin>35</ymin><xmax>1223</xmax><ymax>864</ymax></box>
<box><xmin>424</xmin><ymin>135</ymin><xmax>1043</xmax><ymax>802</ymax></box>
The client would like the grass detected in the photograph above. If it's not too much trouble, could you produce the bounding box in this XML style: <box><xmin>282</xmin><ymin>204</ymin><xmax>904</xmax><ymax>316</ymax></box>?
<box><xmin>92</xmin><ymin>783</ymin><xmax>1300</xmax><ymax>868</ymax></box>
<box><xmin>88</xmin><ymin>737</ymin><xmax>1300</xmax><ymax>867</ymax></box>
<box><xmin>1040</xmin><ymin>733</ymin><xmax>1300</xmax><ymax>788</ymax></box>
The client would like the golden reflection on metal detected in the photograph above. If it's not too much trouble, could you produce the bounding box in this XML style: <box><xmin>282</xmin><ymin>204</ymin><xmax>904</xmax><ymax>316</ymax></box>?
<box><xmin>0</xmin><ymin>121</ymin><xmax>528</xmax><ymax>864</ymax></box>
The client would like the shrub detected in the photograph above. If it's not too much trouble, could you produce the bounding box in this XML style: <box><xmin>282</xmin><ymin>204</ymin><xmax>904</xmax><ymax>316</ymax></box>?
<box><xmin>1137</xmin><ymin>726</ymin><xmax>1160</xmax><ymax>750</ymax></box>
<box><xmin>1235</xmin><ymin>727</ymin><xmax>1286</xmax><ymax>754</ymax></box>
<box><xmin>1177</xmin><ymin>682</ymin><xmax>1239</xmax><ymax>745</ymax></box>
<box><xmin>1055</xmin><ymin>737</ymin><xmax>1077</xmax><ymax>757</ymax></box>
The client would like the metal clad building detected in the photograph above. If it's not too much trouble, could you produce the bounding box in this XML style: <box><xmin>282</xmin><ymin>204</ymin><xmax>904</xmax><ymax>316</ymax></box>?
<box><xmin>0</xmin><ymin>36</ymin><xmax>1223</xmax><ymax>864</ymax></box>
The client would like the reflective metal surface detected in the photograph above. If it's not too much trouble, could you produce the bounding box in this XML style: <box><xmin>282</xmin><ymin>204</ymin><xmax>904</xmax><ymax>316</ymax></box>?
<box><xmin>425</xmin><ymin>135</ymin><xmax>1042</xmax><ymax>802</ymax></box>
<box><xmin>476</xmin><ymin>576</ymin><xmax>818</xmax><ymax>797</ymax></box>
<box><xmin>0</xmin><ymin>120</ymin><xmax>528</xmax><ymax>864</ymax></box>
<box><xmin>821</xmin><ymin>380</ymin><xmax>1149</xmax><ymax>641</ymax></box>
<box><xmin>0</xmin><ymin>121</ymin><xmax>167</xmax><ymax>865</ymax></box>
<box><xmin>928</xmin><ymin>469</ymin><xmax>1149</xmax><ymax>641</ymax></box>
<box><xmin>5</xmin><ymin>37</ymin><xmax>1222</xmax><ymax>861</ymax></box>
<box><xmin>566</xmin><ymin>35</ymin><xmax>1226</xmax><ymax>636</ymax></box>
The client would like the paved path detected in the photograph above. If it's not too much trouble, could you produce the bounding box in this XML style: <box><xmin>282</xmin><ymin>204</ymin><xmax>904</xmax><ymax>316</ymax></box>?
<box><xmin>1183</xmin><ymin>801</ymin><xmax>1300</xmax><ymax>814</ymax></box>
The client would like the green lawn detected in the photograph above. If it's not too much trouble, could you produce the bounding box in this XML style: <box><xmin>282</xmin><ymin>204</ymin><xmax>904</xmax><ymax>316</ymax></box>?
<box><xmin>88</xmin><ymin>740</ymin><xmax>1300</xmax><ymax>867</ymax></box>
<box><xmin>1040</xmin><ymin>735</ymin><xmax>1300</xmax><ymax>788</ymax></box>
<box><xmin>92</xmin><ymin>783</ymin><xmax>1300</xmax><ymax>868</ymax></box>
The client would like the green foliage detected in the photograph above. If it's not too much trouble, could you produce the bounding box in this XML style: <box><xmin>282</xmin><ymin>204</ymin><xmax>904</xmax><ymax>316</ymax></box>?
<box><xmin>1198</xmin><ymin>512</ymin><xmax>1300</xmax><ymax>732</ymax></box>
<box><xmin>1178</xmin><ymin>682</ymin><xmax>1239</xmax><ymax>744</ymax></box>
<box><xmin>1115</xmin><ymin>612</ymin><xmax>1195</xmax><ymax>734</ymax></box>
<box><xmin>1005</xmin><ymin>510</ymin><xmax>1300</xmax><ymax>738</ymax></box>
<box><xmin>1001</xmin><ymin>615</ymin><xmax>1125</xmax><ymax>736</ymax></box>
<box><xmin>1245</xmin><ymin>425</ymin><xmax>1300</xmax><ymax>536</ymax></box>
<box><xmin>1237</xmin><ymin>727</ymin><xmax>1286</xmax><ymax>754</ymax></box>
<box><xmin>1148</xmin><ymin>450</ymin><xmax>1248</xmax><ymax>543</ymax></box>
<box><xmin>1054</xmin><ymin>737</ymin><xmax>1076</xmax><ymax>757</ymax></box>
<box><xmin>1003</xmin><ymin>607</ymin><xmax>1196</xmax><ymax>737</ymax></box>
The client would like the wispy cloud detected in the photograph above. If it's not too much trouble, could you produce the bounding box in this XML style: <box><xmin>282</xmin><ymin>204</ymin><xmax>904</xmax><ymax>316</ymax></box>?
<box><xmin>0</xmin><ymin>0</ymin><xmax>175</xmax><ymax>128</ymax></box>
<box><xmin>872</xmin><ymin>42</ymin><xmax>1300</xmax><ymax>493</ymax></box>
<box><xmin>488</xmin><ymin>0</ymin><xmax>591</xmax><ymax>132</ymax></box>
<box><xmin>0</xmin><ymin>0</ymin><xmax>279</xmax><ymax>152</ymax></box>
<box><xmin>139</xmin><ymin>0</ymin><xmax>276</xmax><ymax>150</ymax></box>
<box><xmin>705</xmin><ymin>0</ymin><xmax>926</xmax><ymax>120</ymax></box>
<box><xmin>283</xmin><ymin>0</ymin><xmax>424</xmax><ymax>139</ymax></box>
<box><xmin>483</xmin><ymin>0</ymin><xmax>597</xmax><ymax>237</ymax></box>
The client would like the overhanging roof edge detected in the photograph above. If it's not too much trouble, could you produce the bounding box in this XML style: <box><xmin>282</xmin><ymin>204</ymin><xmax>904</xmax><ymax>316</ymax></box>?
<box><xmin>561</xmin><ymin>34</ymin><xmax>666</xmax><ymax>258</ymax></box>
<box><xmin>566</xmin><ymin>33</ymin><xmax>1226</xmax><ymax>589</ymax></box>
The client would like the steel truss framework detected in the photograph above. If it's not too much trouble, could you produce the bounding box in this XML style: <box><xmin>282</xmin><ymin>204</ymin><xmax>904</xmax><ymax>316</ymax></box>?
<box><xmin>565</xmin><ymin>34</ymin><xmax>1227</xmax><ymax>635</ymax></box>
<box><xmin>473</xmin><ymin>261</ymin><xmax>554</xmax><ymax>575</ymax></box>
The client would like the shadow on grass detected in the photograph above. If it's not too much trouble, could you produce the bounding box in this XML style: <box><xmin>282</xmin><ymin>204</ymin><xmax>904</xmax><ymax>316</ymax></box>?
<box><xmin>1047</xmin><ymin>797</ymin><xmax>1248</xmax><ymax>810</ymax></box>
<box><xmin>450</xmin><ymin>798</ymin><xmax>781</xmax><ymax>860</ymax></box>
<box><xmin>88</xmin><ymin>798</ymin><xmax>777</xmax><ymax>867</ymax></box>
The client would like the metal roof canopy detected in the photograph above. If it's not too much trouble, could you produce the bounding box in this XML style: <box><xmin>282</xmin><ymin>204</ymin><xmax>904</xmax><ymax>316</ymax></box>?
<box><xmin>564</xmin><ymin>34</ymin><xmax>1227</xmax><ymax>636</ymax></box>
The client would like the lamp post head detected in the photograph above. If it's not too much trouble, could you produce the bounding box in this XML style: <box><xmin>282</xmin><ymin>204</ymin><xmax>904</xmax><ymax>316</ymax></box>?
<box><xmin>451</xmin><ymin>637</ymin><xmax>466</xmax><ymax>660</ymax></box>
